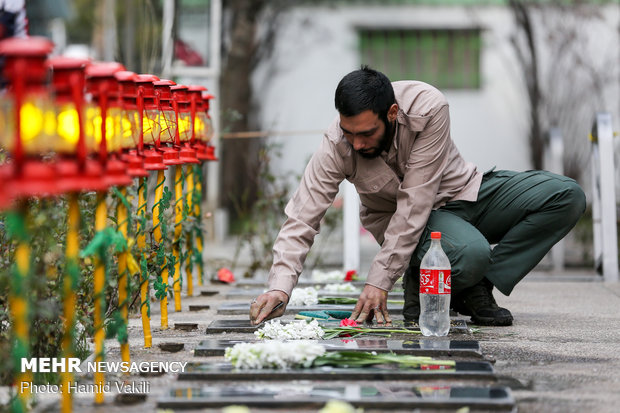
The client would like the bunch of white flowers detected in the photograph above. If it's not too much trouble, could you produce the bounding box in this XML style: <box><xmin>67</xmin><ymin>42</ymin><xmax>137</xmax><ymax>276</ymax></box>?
<box><xmin>311</xmin><ymin>269</ymin><xmax>345</xmax><ymax>283</ymax></box>
<box><xmin>255</xmin><ymin>319</ymin><xmax>325</xmax><ymax>340</ymax></box>
<box><xmin>323</xmin><ymin>283</ymin><xmax>360</xmax><ymax>293</ymax></box>
<box><xmin>224</xmin><ymin>341</ymin><xmax>326</xmax><ymax>370</ymax></box>
<box><xmin>289</xmin><ymin>286</ymin><xmax>319</xmax><ymax>306</ymax></box>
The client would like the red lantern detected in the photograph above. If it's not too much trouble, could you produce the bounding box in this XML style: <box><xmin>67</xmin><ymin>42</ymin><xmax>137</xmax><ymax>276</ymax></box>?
<box><xmin>86</xmin><ymin>62</ymin><xmax>141</xmax><ymax>183</ymax></box>
<box><xmin>0</xmin><ymin>36</ymin><xmax>60</xmax><ymax>199</ymax></box>
<box><xmin>115</xmin><ymin>71</ymin><xmax>165</xmax><ymax>171</ymax></box>
<box><xmin>137</xmin><ymin>74</ymin><xmax>183</xmax><ymax>167</ymax></box>
<box><xmin>170</xmin><ymin>84</ymin><xmax>199</xmax><ymax>164</ymax></box>
<box><xmin>48</xmin><ymin>56</ymin><xmax>112</xmax><ymax>193</ymax></box>
<box><xmin>187</xmin><ymin>85</ymin><xmax>210</xmax><ymax>162</ymax></box>
<box><xmin>202</xmin><ymin>92</ymin><xmax>218</xmax><ymax>161</ymax></box>
<box><xmin>154</xmin><ymin>79</ymin><xmax>177</xmax><ymax>145</ymax></box>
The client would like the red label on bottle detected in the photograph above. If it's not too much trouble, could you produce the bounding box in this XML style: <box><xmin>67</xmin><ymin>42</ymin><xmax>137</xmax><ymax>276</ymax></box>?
<box><xmin>420</xmin><ymin>269</ymin><xmax>451</xmax><ymax>295</ymax></box>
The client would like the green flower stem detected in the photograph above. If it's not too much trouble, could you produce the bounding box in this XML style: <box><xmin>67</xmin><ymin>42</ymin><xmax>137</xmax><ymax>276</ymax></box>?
<box><xmin>312</xmin><ymin>351</ymin><xmax>455</xmax><ymax>368</ymax></box>
<box><xmin>321</xmin><ymin>326</ymin><xmax>422</xmax><ymax>340</ymax></box>
<box><xmin>318</xmin><ymin>297</ymin><xmax>405</xmax><ymax>305</ymax></box>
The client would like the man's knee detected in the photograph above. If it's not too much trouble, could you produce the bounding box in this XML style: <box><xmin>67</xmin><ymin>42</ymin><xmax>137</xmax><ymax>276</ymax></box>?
<box><xmin>561</xmin><ymin>179</ymin><xmax>586</xmax><ymax>223</ymax></box>
<box><xmin>451</xmin><ymin>239</ymin><xmax>492</xmax><ymax>292</ymax></box>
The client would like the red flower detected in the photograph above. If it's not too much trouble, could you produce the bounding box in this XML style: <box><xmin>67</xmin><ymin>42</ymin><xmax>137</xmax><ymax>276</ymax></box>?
<box><xmin>339</xmin><ymin>318</ymin><xmax>359</xmax><ymax>327</ymax></box>
<box><xmin>344</xmin><ymin>270</ymin><xmax>358</xmax><ymax>282</ymax></box>
<box><xmin>217</xmin><ymin>267</ymin><xmax>235</xmax><ymax>283</ymax></box>
<box><xmin>338</xmin><ymin>318</ymin><xmax>359</xmax><ymax>337</ymax></box>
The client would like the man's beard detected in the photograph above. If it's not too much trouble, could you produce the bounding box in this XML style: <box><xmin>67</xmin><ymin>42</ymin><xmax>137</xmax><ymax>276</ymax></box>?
<box><xmin>357</xmin><ymin>119</ymin><xmax>395</xmax><ymax>159</ymax></box>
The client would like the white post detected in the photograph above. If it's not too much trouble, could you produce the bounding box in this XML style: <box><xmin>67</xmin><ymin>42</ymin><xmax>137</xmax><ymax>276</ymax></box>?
<box><xmin>546</xmin><ymin>127</ymin><xmax>565</xmax><ymax>272</ymax></box>
<box><xmin>102</xmin><ymin>0</ymin><xmax>117</xmax><ymax>62</ymax></box>
<box><xmin>591</xmin><ymin>144</ymin><xmax>603</xmax><ymax>274</ymax></box>
<box><xmin>161</xmin><ymin>0</ymin><xmax>175</xmax><ymax>77</ymax></box>
<box><xmin>343</xmin><ymin>181</ymin><xmax>360</xmax><ymax>273</ymax></box>
<box><xmin>591</xmin><ymin>112</ymin><xmax>618</xmax><ymax>282</ymax></box>
<box><xmin>160</xmin><ymin>0</ymin><xmax>222</xmax><ymax>240</ymax></box>
<box><xmin>206</xmin><ymin>0</ymin><xmax>222</xmax><ymax>217</ymax></box>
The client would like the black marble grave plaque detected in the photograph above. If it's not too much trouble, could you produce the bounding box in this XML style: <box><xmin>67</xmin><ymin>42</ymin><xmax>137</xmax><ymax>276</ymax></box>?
<box><xmin>157</xmin><ymin>384</ymin><xmax>514</xmax><ymax>410</ymax></box>
<box><xmin>231</xmin><ymin>278</ymin><xmax>367</xmax><ymax>288</ymax></box>
<box><xmin>205</xmin><ymin>319</ymin><xmax>469</xmax><ymax>334</ymax></box>
<box><xmin>225</xmin><ymin>288</ymin><xmax>404</xmax><ymax>300</ymax></box>
<box><xmin>217</xmin><ymin>302</ymin><xmax>402</xmax><ymax>315</ymax></box>
<box><xmin>194</xmin><ymin>339</ymin><xmax>482</xmax><ymax>358</ymax></box>
<box><xmin>178</xmin><ymin>360</ymin><xmax>495</xmax><ymax>381</ymax></box>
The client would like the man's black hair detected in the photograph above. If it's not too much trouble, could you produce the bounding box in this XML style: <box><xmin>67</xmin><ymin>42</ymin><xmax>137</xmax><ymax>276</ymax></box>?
<box><xmin>334</xmin><ymin>66</ymin><xmax>395</xmax><ymax>121</ymax></box>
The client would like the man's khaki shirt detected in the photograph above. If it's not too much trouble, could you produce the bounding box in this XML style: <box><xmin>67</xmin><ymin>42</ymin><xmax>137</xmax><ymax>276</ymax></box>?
<box><xmin>268</xmin><ymin>81</ymin><xmax>482</xmax><ymax>296</ymax></box>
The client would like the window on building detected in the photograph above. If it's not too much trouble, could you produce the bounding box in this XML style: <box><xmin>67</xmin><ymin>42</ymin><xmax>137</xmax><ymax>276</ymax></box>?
<box><xmin>359</xmin><ymin>28</ymin><xmax>482</xmax><ymax>89</ymax></box>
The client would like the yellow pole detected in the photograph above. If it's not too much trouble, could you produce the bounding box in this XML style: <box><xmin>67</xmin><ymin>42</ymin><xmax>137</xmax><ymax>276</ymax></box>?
<box><xmin>194</xmin><ymin>165</ymin><xmax>204</xmax><ymax>286</ymax></box>
<box><xmin>173</xmin><ymin>166</ymin><xmax>183</xmax><ymax>311</ymax></box>
<box><xmin>61</xmin><ymin>193</ymin><xmax>80</xmax><ymax>413</ymax></box>
<box><xmin>116</xmin><ymin>187</ymin><xmax>130</xmax><ymax>365</ymax></box>
<box><xmin>153</xmin><ymin>169</ymin><xmax>168</xmax><ymax>329</ymax></box>
<box><xmin>93</xmin><ymin>191</ymin><xmax>107</xmax><ymax>405</ymax></box>
<box><xmin>9</xmin><ymin>201</ymin><xmax>32</xmax><ymax>413</ymax></box>
<box><xmin>137</xmin><ymin>177</ymin><xmax>152</xmax><ymax>347</ymax></box>
<box><xmin>185</xmin><ymin>167</ymin><xmax>194</xmax><ymax>296</ymax></box>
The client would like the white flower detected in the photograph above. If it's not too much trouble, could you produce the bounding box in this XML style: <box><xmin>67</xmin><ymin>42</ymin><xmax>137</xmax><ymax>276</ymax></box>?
<box><xmin>255</xmin><ymin>319</ymin><xmax>325</xmax><ymax>340</ymax></box>
<box><xmin>323</xmin><ymin>283</ymin><xmax>360</xmax><ymax>293</ymax></box>
<box><xmin>319</xmin><ymin>400</ymin><xmax>363</xmax><ymax>413</ymax></box>
<box><xmin>225</xmin><ymin>341</ymin><xmax>326</xmax><ymax>370</ymax></box>
<box><xmin>311</xmin><ymin>269</ymin><xmax>345</xmax><ymax>283</ymax></box>
<box><xmin>289</xmin><ymin>286</ymin><xmax>319</xmax><ymax>306</ymax></box>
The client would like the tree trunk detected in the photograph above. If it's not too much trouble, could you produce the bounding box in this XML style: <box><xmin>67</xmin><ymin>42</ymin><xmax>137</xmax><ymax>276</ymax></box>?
<box><xmin>219</xmin><ymin>0</ymin><xmax>266</xmax><ymax>223</ymax></box>
<box><xmin>509</xmin><ymin>0</ymin><xmax>544</xmax><ymax>170</ymax></box>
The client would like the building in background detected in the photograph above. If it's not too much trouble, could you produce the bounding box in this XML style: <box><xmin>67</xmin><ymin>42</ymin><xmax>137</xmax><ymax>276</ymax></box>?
<box><xmin>250</xmin><ymin>1</ymin><xmax>619</xmax><ymax>194</ymax></box>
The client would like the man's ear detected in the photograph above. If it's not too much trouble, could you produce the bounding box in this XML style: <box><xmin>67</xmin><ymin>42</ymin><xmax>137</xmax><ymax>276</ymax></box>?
<box><xmin>388</xmin><ymin>103</ymin><xmax>398</xmax><ymax>122</ymax></box>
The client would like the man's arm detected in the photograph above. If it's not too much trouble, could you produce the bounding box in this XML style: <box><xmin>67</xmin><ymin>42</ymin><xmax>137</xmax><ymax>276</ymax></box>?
<box><xmin>250</xmin><ymin>134</ymin><xmax>346</xmax><ymax>324</ymax></box>
<box><xmin>351</xmin><ymin>104</ymin><xmax>453</xmax><ymax>322</ymax></box>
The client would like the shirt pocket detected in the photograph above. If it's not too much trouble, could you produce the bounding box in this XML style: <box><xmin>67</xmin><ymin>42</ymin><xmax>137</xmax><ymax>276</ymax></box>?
<box><xmin>353</xmin><ymin>172</ymin><xmax>395</xmax><ymax>194</ymax></box>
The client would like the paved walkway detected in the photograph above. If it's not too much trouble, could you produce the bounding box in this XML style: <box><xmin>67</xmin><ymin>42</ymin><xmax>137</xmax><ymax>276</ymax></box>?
<box><xmin>28</xmin><ymin>236</ymin><xmax>620</xmax><ymax>413</ymax></box>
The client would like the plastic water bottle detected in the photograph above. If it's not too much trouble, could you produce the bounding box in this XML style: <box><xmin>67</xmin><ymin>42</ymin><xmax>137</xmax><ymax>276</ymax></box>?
<box><xmin>419</xmin><ymin>231</ymin><xmax>451</xmax><ymax>337</ymax></box>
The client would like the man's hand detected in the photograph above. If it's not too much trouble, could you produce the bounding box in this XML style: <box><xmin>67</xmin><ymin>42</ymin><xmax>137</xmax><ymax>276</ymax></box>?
<box><xmin>350</xmin><ymin>284</ymin><xmax>392</xmax><ymax>325</ymax></box>
<box><xmin>249</xmin><ymin>290</ymin><xmax>289</xmax><ymax>325</ymax></box>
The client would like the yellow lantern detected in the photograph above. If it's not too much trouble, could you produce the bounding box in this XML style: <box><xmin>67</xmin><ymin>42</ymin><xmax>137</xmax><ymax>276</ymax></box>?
<box><xmin>115</xmin><ymin>71</ymin><xmax>141</xmax><ymax>151</ymax></box>
<box><xmin>47</xmin><ymin>57</ymin><xmax>95</xmax><ymax>157</ymax></box>
<box><xmin>154</xmin><ymin>79</ymin><xmax>177</xmax><ymax>145</ymax></box>
<box><xmin>135</xmin><ymin>74</ymin><xmax>161</xmax><ymax>147</ymax></box>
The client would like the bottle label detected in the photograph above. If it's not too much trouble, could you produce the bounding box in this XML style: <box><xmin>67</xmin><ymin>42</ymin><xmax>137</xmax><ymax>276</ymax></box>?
<box><xmin>419</xmin><ymin>269</ymin><xmax>451</xmax><ymax>295</ymax></box>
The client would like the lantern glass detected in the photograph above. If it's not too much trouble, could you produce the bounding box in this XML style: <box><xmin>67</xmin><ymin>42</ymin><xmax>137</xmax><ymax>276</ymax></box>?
<box><xmin>143</xmin><ymin>108</ymin><xmax>161</xmax><ymax>145</ymax></box>
<box><xmin>86</xmin><ymin>104</ymin><xmax>123</xmax><ymax>153</ymax></box>
<box><xmin>159</xmin><ymin>108</ymin><xmax>177</xmax><ymax>143</ymax></box>
<box><xmin>57</xmin><ymin>102</ymin><xmax>98</xmax><ymax>155</ymax></box>
<box><xmin>206</xmin><ymin>115</ymin><xmax>214</xmax><ymax>143</ymax></box>
<box><xmin>120</xmin><ymin>108</ymin><xmax>140</xmax><ymax>149</ymax></box>
<box><xmin>54</xmin><ymin>101</ymin><xmax>81</xmax><ymax>153</ymax></box>
<box><xmin>194</xmin><ymin>112</ymin><xmax>208</xmax><ymax>142</ymax></box>
<box><xmin>178</xmin><ymin>111</ymin><xmax>192</xmax><ymax>142</ymax></box>
<box><xmin>1</xmin><ymin>93</ymin><xmax>57</xmax><ymax>154</ymax></box>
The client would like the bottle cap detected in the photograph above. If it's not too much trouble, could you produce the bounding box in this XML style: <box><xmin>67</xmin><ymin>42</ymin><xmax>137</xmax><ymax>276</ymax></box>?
<box><xmin>431</xmin><ymin>231</ymin><xmax>441</xmax><ymax>239</ymax></box>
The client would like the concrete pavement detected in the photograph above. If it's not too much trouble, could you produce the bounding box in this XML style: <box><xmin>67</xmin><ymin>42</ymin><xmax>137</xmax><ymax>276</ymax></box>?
<box><xmin>27</xmin><ymin>234</ymin><xmax>620</xmax><ymax>413</ymax></box>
